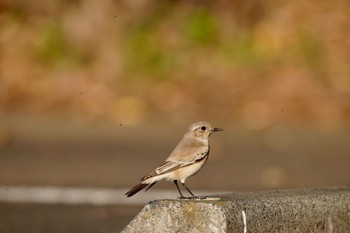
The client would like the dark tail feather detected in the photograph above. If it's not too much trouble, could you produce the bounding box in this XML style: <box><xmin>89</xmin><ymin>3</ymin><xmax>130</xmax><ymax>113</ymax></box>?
<box><xmin>145</xmin><ymin>182</ymin><xmax>157</xmax><ymax>192</ymax></box>
<box><xmin>125</xmin><ymin>183</ymin><xmax>148</xmax><ymax>197</ymax></box>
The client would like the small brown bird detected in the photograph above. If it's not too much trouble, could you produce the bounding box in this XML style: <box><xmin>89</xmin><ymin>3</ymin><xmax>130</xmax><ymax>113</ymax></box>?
<box><xmin>125</xmin><ymin>121</ymin><xmax>222</xmax><ymax>198</ymax></box>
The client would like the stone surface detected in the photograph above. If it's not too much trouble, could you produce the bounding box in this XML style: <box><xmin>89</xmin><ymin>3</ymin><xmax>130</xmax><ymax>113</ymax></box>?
<box><xmin>122</xmin><ymin>187</ymin><xmax>350</xmax><ymax>233</ymax></box>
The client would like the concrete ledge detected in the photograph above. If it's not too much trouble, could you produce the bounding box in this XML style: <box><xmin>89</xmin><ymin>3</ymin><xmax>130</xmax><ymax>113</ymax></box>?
<box><xmin>122</xmin><ymin>187</ymin><xmax>350</xmax><ymax>233</ymax></box>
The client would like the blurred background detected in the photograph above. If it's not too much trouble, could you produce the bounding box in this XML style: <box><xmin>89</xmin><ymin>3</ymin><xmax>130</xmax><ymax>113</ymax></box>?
<box><xmin>1</xmin><ymin>0</ymin><xmax>350</xmax><ymax>232</ymax></box>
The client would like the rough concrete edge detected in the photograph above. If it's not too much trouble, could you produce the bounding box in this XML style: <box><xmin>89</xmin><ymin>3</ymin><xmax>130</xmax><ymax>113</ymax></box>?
<box><xmin>122</xmin><ymin>199</ymin><xmax>230</xmax><ymax>233</ymax></box>
<box><xmin>122</xmin><ymin>187</ymin><xmax>350</xmax><ymax>233</ymax></box>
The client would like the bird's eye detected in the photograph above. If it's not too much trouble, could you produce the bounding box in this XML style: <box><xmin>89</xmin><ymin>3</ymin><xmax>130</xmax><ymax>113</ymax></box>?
<box><xmin>201</xmin><ymin>126</ymin><xmax>206</xmax><ymax>131</ymax></box>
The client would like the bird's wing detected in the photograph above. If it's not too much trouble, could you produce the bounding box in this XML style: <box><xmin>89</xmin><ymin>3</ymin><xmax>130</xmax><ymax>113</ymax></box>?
<box><xmin>141</xmin><ymin>161</ymin><xmax>180</xmax><ymax>181</ymax></box>
<box><xmin>141</xmin><ymin>149</ymin><xmax>208</xmax><ymax>181</ymax></box>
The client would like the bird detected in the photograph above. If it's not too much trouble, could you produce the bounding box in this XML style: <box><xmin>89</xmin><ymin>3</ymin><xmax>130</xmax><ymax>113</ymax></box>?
<box><xmin>125</xmin><ymin>121</ymin><xmax>222</xmax><ymax>199</ymax></box>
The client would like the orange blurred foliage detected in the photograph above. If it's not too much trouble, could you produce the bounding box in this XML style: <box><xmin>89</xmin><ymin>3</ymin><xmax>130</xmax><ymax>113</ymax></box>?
<box><xmin>1</xmin><ymin>0</ymin><xmax>350</xmax><ymax>129</ymax></box>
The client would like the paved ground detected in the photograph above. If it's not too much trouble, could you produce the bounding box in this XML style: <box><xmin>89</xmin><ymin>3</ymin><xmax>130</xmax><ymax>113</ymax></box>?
<box><xmin>0</xmin><ymin>116</ymin><xmax>349</xmax><ymax>232</ymax></box>
<box><xmin>0</xmin><ymin>202</ymin><xmax>142</xmax><ymax>233</ymax></box>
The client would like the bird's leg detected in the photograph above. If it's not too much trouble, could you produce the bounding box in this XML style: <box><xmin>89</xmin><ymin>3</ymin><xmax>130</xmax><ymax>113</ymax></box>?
<box><xmin>181</xmin><ymin>182</ymin><xmax>197</xmax><ymax>198</ymax></box>
<box><xmin>174</xmin><ymin>180</ymin><xmax>185</xmax><ymax>199</ymax></box>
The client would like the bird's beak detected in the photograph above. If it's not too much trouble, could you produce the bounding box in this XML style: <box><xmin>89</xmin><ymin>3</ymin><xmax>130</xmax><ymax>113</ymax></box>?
<box><xmin>213</xmin><ymin>127</ymin><xmax>223</xmax><ymax>132</ymax></box>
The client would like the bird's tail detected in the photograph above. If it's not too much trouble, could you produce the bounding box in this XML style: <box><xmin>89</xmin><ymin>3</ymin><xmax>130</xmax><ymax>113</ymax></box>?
<box><xmin>125</xmin><ymin>183</ymin><xmax>148</xmax><ymax>197</ymax></box>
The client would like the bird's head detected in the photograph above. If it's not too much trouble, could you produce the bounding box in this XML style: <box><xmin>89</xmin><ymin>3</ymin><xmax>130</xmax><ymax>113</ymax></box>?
<box><xmin>187</xmin><ymin>121</ymin><xmax>223</xmax><ymax>140</ymax></box>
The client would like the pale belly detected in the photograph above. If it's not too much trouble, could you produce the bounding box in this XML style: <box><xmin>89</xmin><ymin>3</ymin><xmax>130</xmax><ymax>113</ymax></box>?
<box><xmin>166</xmin><ymin>156</ymin><xmax>208</xmax><ymax>182</ymax></box>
